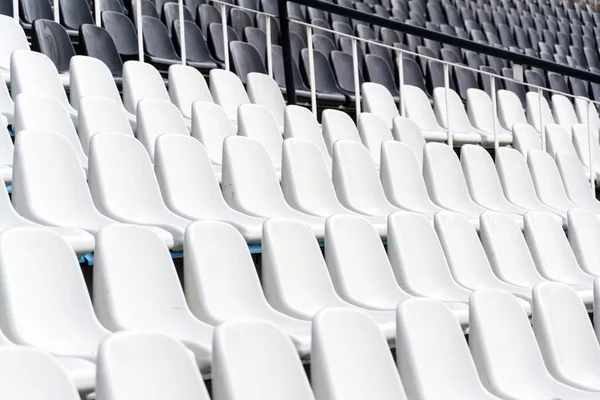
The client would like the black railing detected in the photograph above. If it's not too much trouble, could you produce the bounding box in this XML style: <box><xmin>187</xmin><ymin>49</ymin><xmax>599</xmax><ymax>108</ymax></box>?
<box><xmin>276</xmin><ymin>0</ymin><xmax>600</xmax><ymax>104</ymax></box>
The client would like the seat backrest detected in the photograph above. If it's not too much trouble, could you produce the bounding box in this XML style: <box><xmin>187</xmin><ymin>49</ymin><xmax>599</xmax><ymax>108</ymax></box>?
<box><xmin>78</xmin><ymin>96</ymin><xmax>134</xmax><ymax>156</ymax></box>
<box><xmin>88</xmin><ymin>133</ymin><xmax>175</xmax><ymax>219</ymax></box>
<box><xmin>479</xmin><ymin>212</ymin><xmax>545</xmax><ymax>286</ymax></box>
<box><xmin>532</xmin><ymin>282</ymin><xmax>600</xmax><ymax>388</ymax></box>
<box><xmin>184</xmin><ymin>221</ymin><xmax>276</xmax><ymax>322</ymax></box>
<box><xmin>281</xmin><ymin>139</ymin><xmax>344</xmax><ymax>215</ymax></box>
<box><xmin>363</xmin><ymin>54</ymin><xmax>398</xmax><ymax>96</ymax></box>
<box><xmin>190</xmin><ymin>101</ymin><xmax>235</xmax><ymax>166</ymax></box>
<box><xmin>404</xmin><ymin>85</ymin><xmax>444</xmax><ymax>132</ymax></box>
<box><xmin>96</xmin><ymin>332</ymin><xmax>210</xmax><ymax>400</ymax></box>
<box><xmin>20</xmin><ymin>0</ymin><xmax>53</xmax><ymax>23</ymax></box>
<box><xmin>69</xmin><ymin>55</ymin><xmax>124</xmax><ymax>111</ymax></box>
<box><xmin>527</xmin><ymin>149</ymin><xmax>576</xmax><ymax>208</ymax></box>
<box><xmin>469</xmin><ymin>289</ymin><xmax>556</xmax><ymax>397</ymax></box>
<box><xmin>568</xmin><ymin>209</ymin><xmax>600</xmax><ymax>276</ymax></box>
<box><xmin>78</xmin><ymin>24</ymin><xmax>123</xmax><ymax>77</ymax></box>
<box><xmin>229</xmin><ymin>41</ymin><xmax>267</xmax><ymax>84</ymax></box>
<box><xmin>262</xmin><ymin>218</ymin><xmax>344</xmax><ymax>318</ymax></box>
<box><xmin>13</xmin><ymin>93</ymin><xmax>87</xmax><ymax>167</ymax></box>
<box><xmin>246</xmin><ymin>73</ymin><xmax>285</xmax><ymax>128</ymax></box>
<box><xmin>325</xmin><ymin>214</ymin><xmax>410</xmax><ymax>307</ymax></box>
<box><xmin>391</xmin><ymin>116</ymin><xmax>425</xmax><ymax>169</ymax></box>
<box><xmin>94</xmin><ymin>224</ymin><xmax>211</xmax><ymax>337</ymax></box>
<box><xmin>397</xmin><ymin>298</ymin><xmax>497</xmax><ymax>400</ymax></box>
<box><xmin>11</xmin><ymin>131</ymin><xmax>100</xmax><ymax>226</ymax></box>
<box><xmin>321</xmin><ymin>109</ymin><xmax>361</xmax><ymax>156</ymax></box>
<box><xmin>361</xmin><ymin>82</ymin><xmax>399</xmax><ymax>129</ymax></box>
<box><xmin>168</xmin><ymin>64</ymin><xmax>213</xmax><ymax>120</ymax></box>
<box><xmin>572</xmin><ymin>124</ymin><xmax>600</xmax><ymax>169</ymax></box>
<box><xmin>433</xmin><ymin>87</ymin><xmax>474</xmax><ymax>132</ymax></box>
<box><xmin>357</xmin><ymin>113</ymin><xmax>393</xmax><ymax>166</ymax></box>
<box><xmin>332</xmin><ymin>140</ymin><xmax>396</xmax><ymax>214</ymax></box>
<box><xmin>497</xmin><ymin>89</ymin><xmax>527</xmax><ymax>130</ymax></box>
<box><xmin>0</xmin><ymin>347</ymin><xmax>80</xmax><ymax>399</ymax></box>
<box><xmin>101</xmin><ymin>11</ymin><xmax>139</xmax><ymax>58</ymax></box>
<box><xmin>137</xmin><ymin>98</ymin><xmax>190</xmax><ymax>161</ymax></box>
<box><xmin>142</xmin><ymin>16</ymin><xmax>181</xmax><ymax>60</ymax></box>
<box><xmin>172</xmin><ymin>20</ymin><xmax>215</xmax><ymax>64</ymax></box>
<box><xmin>512</xmin><ymin>122</ymin><xmax>542</xmax><ymax>157</ymax></box>
<box><xmin>31</xmin><ymin>19</ymin><xmax>75</xmax><ymax>74</ymax></box>
<box><xmin>574</xmin><ymin>98</ymin><xmax>600</xmax><ymax>137</ymax></box>
<box><xmin>0</xmin><ymin>15</ymin><xmax>29</xmax><ymax>71</ymax></box>
<box><xmin>237</xmin><ymin>104</ymin><xmax>283</xmax><ymax>169</ymax></box>
<box><xmin>208</xmin><ymin>23</ymin><xmax>239</xmax><ymax>63</ymax></box>
<box><xmin>284</xmin><ymin>105</ymin><xmax>330</xmax><ymax>163</ymax></box>
<box><xmin>0</xmin><ymin>227</ymin><xmax>109</xmax><ymax>357</ymax></box>
<box><xmin>209</xmin><ymin>69</ymin><xmax>250</xmax><ymax>123</ymax></box>
<box><xmin>221</xmin><ymin>136</ymin><xmax>288</xmax><ymax>214</ymax></box>
<box><xmin>10</xmin><ymin>50</ymin><xmax>71</xmax><ymax>111</ymax></box>
<box><xmin>556</xmin><ymin>149</ymin><xmax>597</xmax><ymax>206</ymax></box>
<box><xmin>312</xmin><ymin>308</ymin><xmax>408</xmax><ymax>400</ymax></box>
<box><xmin>545</xmin><ymin>123</ymin><xmax>579</xmax><ymax>160</ymax></box>
<box><xmin>525</xmin><ymin>91</ymin><xmax>555</xmax><ymax>133</ymax></box>
<box><xmin>59</xmin><ymin>0</ymin><xmax>93</xmax><ymax>29</ymax></box>
<box><xmin>122</xmin><ymin>61</ymin><xmax>169</xmax><ymax>114</ymax></box>
<box><xmin>212</xmin><ymin>319</ymin><xmax>315</xmax><ymax>400</ymax></box>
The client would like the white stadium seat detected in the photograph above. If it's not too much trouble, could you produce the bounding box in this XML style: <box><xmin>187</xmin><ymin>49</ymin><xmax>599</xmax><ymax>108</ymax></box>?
<box><xmin>404</xmin><ymin>85</ymin><xmax>449</xmax><ymax>142</ymax></box>
<box><xmin>391</xmin><ymin>116</ymin><xmax>426</xmax><ymax>169</ymax></box>
<box><xmin>238</xmin><ymin>103</ymin><xmax>283</xmax><ymax>172</ymax></box>
<box><xmin>466</xmin><ymin>88</ymin><xmax>512</xmax><ymax>146</ymax></box>
<box><xmin>0</xmin><ymin>15</ymin><xmax>29</xmax><ymax>84</ymax></box>
<box><xmin>512</xmin><ymin>122</ymin><xmax>542</xmax><ymax>157</ymax></box>
<box><xmin>361</xmin><ymin>82</ymin><xmax>399</xmax><ymax>130</ymax></box>
<box><xmin>526</xmin><ymin>91</ymin><xmax>555</xmax><ymax>133</ymax></box>
<box><xmin>168</xmin><ymin>64</ymin><xmax>213</xmax><ymax>120</ymax></box>
<box><xmin>246</xmin><ymin>72</ymin><xmax>286</xmax><ymax>132</ymax></box>
<box><xmin>432</xmin><ymin>87</ymin><xmax>483</xmax><ymax>144</ymax></box>
<box><xmin>497</xmin><ymin>89</ymin><xmax>527</xmax><ymax>130</ymax></box>
<box><xmin>209</xmin><ymin>69</ymin><xmax>250</xmax><ymax>131</ymax></box>
<box><xmin>357</xmin><ymin>112</ymin><xmax>393</xmax><ymax>166</ymax></box>
<box><xmin>568</xmin><ymin>209</ymin><xmax>600</xmax><ymax>276</ymax></box>
<box><xmin>321</xmin><ymin>109</ymin><xmax>361</xmax><ymax>156</ymax></box>
<box><xmin>284</xmin><ymin>105</ymin><xmax>332</xmax><ymax>169</ymax></box>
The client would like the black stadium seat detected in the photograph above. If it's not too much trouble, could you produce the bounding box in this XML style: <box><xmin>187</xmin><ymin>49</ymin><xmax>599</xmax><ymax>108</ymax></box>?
<box><xmin>244</xmin><ymin>27</ymin><xmax>267</xmax><ymax>62</ymax></box>
<box><xmin>172</xmin><ymin>20</ymin><xmax>218</xmax><ymax>70</ymax></box>
<box><xmin>31</xmin><ymin>19</ymin><xmax>75</xmax><ymax>74</ymax></box>
<box><xmin>78</xmin><ymin>24</ymin><xmax>124</xmax><ymax>76</ymax></box>
<box><xmin>207</xmin><ymin>23</ymin><xmax>238</xmax><ymax>63</ymax></box>
<box><xmin>163</xmin><ymin>2</ymin><xmax>192</xmax><ymax>32</ymax></box>
<box><xmin>363</xmin><ymin>53</ymin><xmax>399</xmax><ymax>98</ymax></box>
<box><xmin>142</xmin><ymin>16</ymin><xmax>181</xmax><ymax>68</ymax></box>
<box><xmin>229</xmin><ymin>40</ymin><xmax>266</xmax><ymax>83</ymax></box>
<box><xmin>300</xmin><ymin>48</ymin><xmax>346</xmax><ymax>103</ymax></box>
<box><xmin>102</xmin><ymin>11</ymin><xmax>139</xmax><ymax>61</ymax></box>
<box><xmin>330</xmin><ymin>50</ymin><xmax>363</xmax><ymax>95</ymax></box>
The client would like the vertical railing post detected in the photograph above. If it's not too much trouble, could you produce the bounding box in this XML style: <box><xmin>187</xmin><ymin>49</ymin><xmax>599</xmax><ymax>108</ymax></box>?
<box><xmin>53</xmin><ymin>0</ymin><xmax>59</xmax><ymax>22</ymax></box>
<box><xmin>95</xmin><ymin>0</ymin><xmax>101</xmax><ymax>26</ymax></box>
<box><xmin>539</xmin><ymin>88</ymin><xmax>545</xmax><ymax>151</ymax></box>
<box><xmin>398</xmin><ymin>51</ymin><xmax>405</xmax><ymax>117</ymax></box>
<box><xmin>491</xmin><ymin>75</ymin><xmax>498</xmax><ymax>150</ymax></box>
<box><xmin>136</xmin><ymin>0</ymin><xmax>143</xmax><ymax>62</ymax></box>
<box><xmin>444</xmin><ymin>63</ymin><xmax>453</xmax><ymax>148</ymax></box>
<box><xmin>179</xmin><ymin>0</ymin><xmax>186</xmax><ymax>65</ymax></box>
<box><xmin>12</xmin><ymin>0</ymin><xmax>18</xmax><ymax>21</ymax></box>
<box><xmin>266</xmin><ymin>14</ymin><xmax>273</xmax><ymax>78</ymax></box>
<box><xmin>307</xmin><ymin>24</ymin><xmax>317</xmax><ymax>116</ymax></box>
<box><xmin>588</xmin><ymin>100</ymin><xmax>595</xmax><ymax>190</ymax></box>
<box><xmin>352</xmin><ymin>38</ymin><xmax>360</xmax><ymax>119</ymax></box>
<box><xmin>278</xmin><ymin>0</ymin><xmax>296</xmax><ymax>104</ymax></box>
<box><xmin>221</xmin><ymin>3</ymin><xmax>229</xmax><ymax>71</ymax></box>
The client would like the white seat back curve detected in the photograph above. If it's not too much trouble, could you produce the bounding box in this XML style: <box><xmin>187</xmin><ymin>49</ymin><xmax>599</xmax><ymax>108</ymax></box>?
<box><xmin>556</xmin><ymin>151</ymin><xmax>600</xmax><ymax>211</ymax></box>
<box><xmin>552</xmin><ymin>94</ymin><xmax>580</xmax><ymax>133</ymax></box>
<box><xmin>524</xmin><ymin>211</ymin><xmax>594</xmax><ymax>286</ymax></box>
<box><xmin>0</xmin><ymin>227</ymin><xmax>111</xmax><ymax>360</ymax></box>
<box><xmin>237</xmin><ymin>104</ymin><xmax>283</xmax><ymax>169</ymax></box>
<box><xmin>0</xmin><ymin>15</ymin><xmax>29</xmax><ymax>72</ymax></box>
<box><xmin>168</xmin><ymin>64</ymin><xmax>213</xmax><ymax>120</ymax></box>
<box><xmin>526</xmin><ymin>91</ymin><xmax>555</xmax><ymax>133</ymax></box>
<box><xmin>575</xmin><ymin>98</ymin><xmax>600</xmax><ymax>140</ymax></box>
<box><xmin>332</xmin><ymin>140</ymin><xmax>399</xmax><ymax>216</ymax></box>
<box><xmin>247</xmin><ymin>73</ymin><xmax>285</xmax><ymax>129</ymax></box>
<box><xmin>209</xmin><ymin>69</ymin><xmax>250</xmax><ymax>126</ymax></box>
<box><xmin>0</xmin><ymin>81</ymin><xmax>14</xmax><ymax>125</ymax></box>
<box><xmin>0</xmin><ymin>347</ymin><xmax>80</xmax><ymax>400</ymax></box>
<box><xmin>96</xmin><ymin>332</ymin><xmax>210</xmax><ymax>400</ymax></box>
<box><xmin>12</xmin><ymin>131</ymin><xmax>115</xmax><ymax>233</ymax></box>
<box><xmin>479</xmin><ymin>212</ymin><xmax>547</xmax><ymax>287</ymax></box>
<box><xmin>512</xmin><ymin>123</ymin><xmax>542</xmax><ymax>157</ymax></box>
<box><xmin>433</xmin><ymin>87</ymin><xmax>484</xmax><ymax>145</ymax></box>
<box><xmin>14</xmin><ymin>94</ymin><xmax>88</xmax><ymax>170</ymax></box>
<box><xmin>361</xmin><ymin>82</ymin><xmax>399</xmax><ymax>129</ymax></box>
<box><xmin>284</xmin><ymin>105</ymin><xmax>331</xmax><ymax>166</ymax></box>
<box><xmin>469</xmin><ymin>289</ymin><xmax>598</xmax><ymax>400</ymax></box>
<box><xmin>532</xmin><ymin>282</ymin><xmax>600</xmax><ymax>392</ymax></box>
<box><xmin>324</xmin><ymin>214</ymin><xmax>412</xmax><ymax>310</ymax></box>
<box><xmin>312</xmin><ymin>308</ymin><xmax>408</xmax><ymax>400</ymax></box>
<box><xmin>357</xmin><ymin>113</ymin><xmax>393</xmax><ymax>166</ymax></box>
<box><xmin>435</xmin><ymin>212</ymin><xmax>533</xmax><ymax>300</ymax></box>
<box><xmin>322</xmin><ymin>109</ymin><xmax>361</xmax><ymax>156</ymax></box>
<box><xmin>191</xmin><ymin>101</ymin><xmax>236</xmax><ymax>168</ymax></box>
<box><xmin>212</xmin><ymin>319</ymin><xmax>315</xmax><ymax>400</ymax></box>
<box><xmin>397</xmin><ymin>298</ymin><xmax>501</xmax><ymax>400</ymax></box>
<box><xmin>70</xmin><ymin>56</ymin><xmax>125</xmax><ymax>111</ymax></box>
<box><xmin>281</xmin><ymin>138</ymin><xmax>349</xmax><ymax>216</ymax></box>
<box><xmin>88</xmin><ymin>133</ymin><xmax>191</xmax><ymax>250</ymax></box>
<box><xmin>545</xmin><ymin>124</ymin><xmax>581</xmax><ymax>162</ymax></box>
<box><xmin>122</xmin><ymin>61</ymin><xmax>169</xmax><ymax>114</ymax></box>
<box><xmin>497</xmin><ymin>89</ymin><xmax>526</xmax><ymax>130</ymax></box>
<box><xmin>391</xmin><ymin>116</ymin><xmax>426</xmax><ymax>170</ymax></box>
<box><xmin>137</xmin><ymin>98</ymin><xmax>190</xmax><ymax>161</ymax></box>
<box><xmin>404</xmin><ymin>85</ymin><xmax>447</xmax><ymax>142</ymax></box>
<box><xmin>380</xmin><ymin>141</ymin><xmax>444</xmax><ymax>214</ymax></box>
<box><xmin>572</xmin><ymin>123</ymin><xmax>600</xmax><ymax>174</ymax></box>
<box><xmin>568</xmin><ymin>209</ymin><xmax>600</xmax><ymax>276</ymax></box>
<box><xmin>94</xmin><ymin>224</ymin><xmax>213</xmax><ymax>371</ymax></box>
<box><xmin>466</xmin><ymin>88</ymin><xmax>513</xmax><ymax>145</ymax></box>
<box><xmin>78</xmin><ymin>96</ymin><xmax>134</xmax><ymax>156</ymax></box>
<box><xmin>461</xmin><ymin>144</ymin><xmax>527</xmax><ymax>214</ymax></box>
<box><xmin>387</xmin><ymin>212</ymin><xmax>472</xmax><ymax>302</ymax></box>
<box><xmin>527</xmin><ymin>149</ymin><xmax>580</xmax><ymax>211</ymax></box>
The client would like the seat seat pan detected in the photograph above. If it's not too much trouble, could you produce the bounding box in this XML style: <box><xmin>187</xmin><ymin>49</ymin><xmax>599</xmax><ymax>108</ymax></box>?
<box><xmin>421</xmin><ymin>129</ymin><xmax>448</xmax><ymax>141</ymax></box>
<box><xmin>48</xmin><ymin>227</ymin><xmax>95</xmax><ymax>255</ymax></box>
